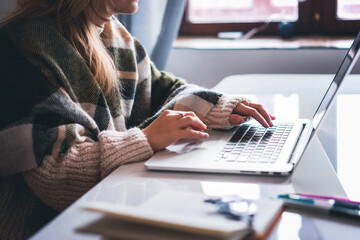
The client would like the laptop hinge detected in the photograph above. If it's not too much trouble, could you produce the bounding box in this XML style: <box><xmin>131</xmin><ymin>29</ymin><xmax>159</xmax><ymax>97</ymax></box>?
<box><xmin>288</xmin><ymin>123</ymin><xmax>307</xmax><ymax>164</ymax></box>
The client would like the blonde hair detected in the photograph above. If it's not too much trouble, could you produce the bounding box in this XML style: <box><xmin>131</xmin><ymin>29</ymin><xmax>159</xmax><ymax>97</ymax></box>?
<box><xmin>3</xmin><ymin>0</ymin><xmax>118</xmax><ymax>96</ymax></box>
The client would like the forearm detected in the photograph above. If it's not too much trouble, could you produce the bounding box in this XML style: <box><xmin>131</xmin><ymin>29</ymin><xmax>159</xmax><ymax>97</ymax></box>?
<box><xmin>204</xmin><ymin>95</ymin><xmax>246</xmax><ymax>129</ymax></box>
<box><xmin>23</xmin><ymin>128</ymin><xmax>153</xmax><ymax>211</ymax></box>
<box><xmin>166</xmin><ymin>86</ymin><xmax>247</xmax><ymax>129</ymax></box>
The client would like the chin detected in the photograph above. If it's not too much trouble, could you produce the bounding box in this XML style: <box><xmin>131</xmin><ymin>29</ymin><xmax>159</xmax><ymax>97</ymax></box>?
<box><xmin>129</xmin><ymin>4</ymin><xmax>138</xmax><ymax>14</ymax></box>
<box><xmin>112</xmin><ymin>0</ymin><xmax>139</xmax><ymax>14</ymax></box>
<box><xmin>125</xmin><ymin>0</ymin><xmax>138</xmax><ymax>13</ymax></box>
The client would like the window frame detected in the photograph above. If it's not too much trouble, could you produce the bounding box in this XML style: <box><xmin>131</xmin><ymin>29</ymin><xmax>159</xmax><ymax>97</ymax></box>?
<box><xmin>321</xmin><ymin>0</ymin><xmax>360</xmax><ymax>35</ymax></box>
<box><xmin>179</xmin><ymin>0</ymin><xmax>360</xmax><ymax>36</ymax></box>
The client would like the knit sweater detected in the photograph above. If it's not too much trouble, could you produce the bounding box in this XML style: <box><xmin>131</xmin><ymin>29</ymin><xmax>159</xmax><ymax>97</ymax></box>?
<box><xmin>0</xmin><ymin>16</ymin><xmax>245</xmax><ymax>239</ymax></box>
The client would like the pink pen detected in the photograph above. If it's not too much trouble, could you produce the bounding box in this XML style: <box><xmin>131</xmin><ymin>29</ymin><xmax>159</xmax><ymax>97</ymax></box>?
<box><xmin>294</xmin><ymin>193</ymin><xmax>360</xmax><ymax>205</ymax></box>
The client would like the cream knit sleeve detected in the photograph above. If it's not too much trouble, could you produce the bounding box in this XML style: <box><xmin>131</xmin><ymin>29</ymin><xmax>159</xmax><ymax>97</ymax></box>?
<box><xmin>22</xmin><ymin>128</ymin><xmax>153</xmax><ymax>211</ymax></box>
<box><xmin>204</xmin><ymin>95</ymin><xmax>250</xmax><ymax>129</ymax></box>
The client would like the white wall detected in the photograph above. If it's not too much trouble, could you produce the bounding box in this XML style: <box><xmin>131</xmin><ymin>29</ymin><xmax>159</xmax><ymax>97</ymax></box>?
<box><xmin>166</xmin><ymin>48</ymin><xmax>360</xmax><ymax>88</ymax></box>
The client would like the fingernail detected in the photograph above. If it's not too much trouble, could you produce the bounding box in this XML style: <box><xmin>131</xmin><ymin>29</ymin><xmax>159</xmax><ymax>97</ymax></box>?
<box><xmin>237</xmin><ymin>116</ymin><xmax>244</xmax><ymax>124</ymax></box>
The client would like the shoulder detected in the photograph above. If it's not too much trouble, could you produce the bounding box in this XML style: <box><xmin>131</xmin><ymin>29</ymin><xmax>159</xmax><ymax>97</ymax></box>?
<box><xmin>3</xmin><ymin>17</ymin><xmax>58</xmax><ymax>40</ymax></box>
<box><xmin>2</xmin><ymin>17</ymin><xmax>71</xmax><ymax>63</ymax></box>
<box><xmin>0</xmin><ymin>24</ymin><xmax>30</xmax><ymax>72</ymax></box>
<box><xmin>0</xmin><ymin>23</ymin><xmax>56</xmax><ymax>127</ymax></box>
<box><xmin>0</xmin><ymin>21</ymin><xmax>55</xmax><ymax>87</ymax></box>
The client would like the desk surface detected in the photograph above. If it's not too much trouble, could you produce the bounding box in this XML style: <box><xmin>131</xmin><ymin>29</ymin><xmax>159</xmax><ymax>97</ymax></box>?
<box><xmin>31</xmin><ymin>74</ymin><xmax>360</xmax><ymax>240</ymax></box>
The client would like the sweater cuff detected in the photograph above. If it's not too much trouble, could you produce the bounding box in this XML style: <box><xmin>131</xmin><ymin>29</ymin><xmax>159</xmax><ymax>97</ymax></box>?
<box><xmin>98</xmin><ymin>128</ymin><xmax>153</xmax><ymax>178</ymax></box>
<box><xmin>204</xmin><ymin>95</ymin><xmax>248</xmax><ymax>129</ymax></box>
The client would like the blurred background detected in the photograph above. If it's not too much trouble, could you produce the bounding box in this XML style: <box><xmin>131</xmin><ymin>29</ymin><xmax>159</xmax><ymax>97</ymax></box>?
<box><xmin>2</xmin><ymin>0</ymin><xmax>360</xmax><ymax>88</ymax></box>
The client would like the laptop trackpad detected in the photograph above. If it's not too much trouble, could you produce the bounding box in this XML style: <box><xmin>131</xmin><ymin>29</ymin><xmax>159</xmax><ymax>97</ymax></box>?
<box><xmin>166</xmin><ymin>129</ymin><xmax>230</xmax><ymax>153</ymax></box>
<box><xmin>166</xmin><ymin>139</ymin><xmax>204</xmax><ymax>154</ymax></box>
<box><xmin>147</xmin><ymin>130</ymin><xmax>232</xmax><ymax>167</ymax></box>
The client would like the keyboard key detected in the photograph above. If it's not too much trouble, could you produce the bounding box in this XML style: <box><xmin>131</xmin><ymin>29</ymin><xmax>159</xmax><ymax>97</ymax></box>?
<box><xmin>217</xmin><ymin>123</ymin><xmax>294</xmax><ymax>164</ymax></box>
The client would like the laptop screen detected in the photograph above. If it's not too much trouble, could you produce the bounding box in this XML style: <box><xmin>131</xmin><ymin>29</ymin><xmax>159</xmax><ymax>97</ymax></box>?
<box><xmin>312</xmin><ymin>32</ymin><xmax>360</xmax><ymax>129</ymax></box>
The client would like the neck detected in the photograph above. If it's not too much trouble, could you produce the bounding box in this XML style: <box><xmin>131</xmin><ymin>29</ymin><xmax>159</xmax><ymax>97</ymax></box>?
<box><xmin>92</xmin><ymin>15</ymin><xmax>111</xmax><ymax>28</ymax></box>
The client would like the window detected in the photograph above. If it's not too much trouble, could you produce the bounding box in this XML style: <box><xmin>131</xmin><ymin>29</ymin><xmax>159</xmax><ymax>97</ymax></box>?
<box><xmin>180</xmin><ymin>0</ymin><xmax>360</xmax><ymax>36</ymax></box>
<box><xmin>337</xmin><ymin>0</ymin><xmax>360</xmax><ymax>20</ymax></box>
<box><xmin>187</xmin><ymin>0</ymin><xmax>298</xmax><ymax>23</ymax></box>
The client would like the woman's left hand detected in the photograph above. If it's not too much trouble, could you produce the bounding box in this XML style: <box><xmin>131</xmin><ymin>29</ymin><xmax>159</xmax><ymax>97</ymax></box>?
<box><xmin>229</xmin><ymin>100</ymin><xmax>275</xmax><ymax>128</ymax></box>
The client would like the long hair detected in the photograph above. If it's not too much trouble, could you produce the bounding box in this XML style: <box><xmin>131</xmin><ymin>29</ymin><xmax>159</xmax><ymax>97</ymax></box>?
<box><xmin>3</xmin><ymin>0</ymin><xmax>118</xmax><ymax>96</ymax></box>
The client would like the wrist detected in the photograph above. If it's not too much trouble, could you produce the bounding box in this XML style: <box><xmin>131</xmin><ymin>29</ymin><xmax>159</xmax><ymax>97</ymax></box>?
<box><xmin>142</xmin><ymin>128</ymin><xmax>157</xmax><ymax>153</ymax></box>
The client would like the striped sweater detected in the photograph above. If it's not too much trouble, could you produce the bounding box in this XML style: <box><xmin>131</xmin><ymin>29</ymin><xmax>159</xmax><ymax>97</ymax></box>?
<box><xmin>0</xmin><ymin>16</ymin><xmax>244</xmax><ymax>239</ymax></box>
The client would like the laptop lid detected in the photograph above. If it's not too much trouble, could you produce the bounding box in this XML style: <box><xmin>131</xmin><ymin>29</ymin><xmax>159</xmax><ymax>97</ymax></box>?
<box><xmin>312</xmin><ymin>32</ymin><xmax>360</xmax><ymax>131</ymax></box>
<box><xmin>292</xmin><ymin>32</ymin><xmax>360</xmax><ymax>166</ymax></box>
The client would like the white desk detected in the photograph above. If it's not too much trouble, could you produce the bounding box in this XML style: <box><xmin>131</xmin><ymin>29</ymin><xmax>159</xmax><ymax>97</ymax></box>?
<box><xmin>31</xmin><ymin>74</ymin><xmax>360</xmax><ymax>240</ymax></box>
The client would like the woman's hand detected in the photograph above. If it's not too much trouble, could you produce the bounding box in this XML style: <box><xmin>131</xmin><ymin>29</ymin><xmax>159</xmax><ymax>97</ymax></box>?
<box><xmin>229</xmin><ymin>100</ymin><xmax>275</xmax><ymax>128</ymax></box>
<box><xmin>142</xmin><ymin>110</ymin><xmax>209</xmax><ymax>153</ymax></box>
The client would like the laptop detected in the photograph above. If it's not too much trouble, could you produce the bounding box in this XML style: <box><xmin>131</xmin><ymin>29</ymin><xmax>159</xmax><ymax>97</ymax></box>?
<box><xmin>145</xmin><ymin>32</ymin><xmax>360</xmax><ymax>176</ymax></box>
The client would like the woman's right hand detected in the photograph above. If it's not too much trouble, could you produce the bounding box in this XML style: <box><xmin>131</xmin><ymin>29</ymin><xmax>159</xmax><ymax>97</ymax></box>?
<box><xmin>142</xmin><ymin>110</ymin><xmax>209</xmax><ymax>153</ymax></box>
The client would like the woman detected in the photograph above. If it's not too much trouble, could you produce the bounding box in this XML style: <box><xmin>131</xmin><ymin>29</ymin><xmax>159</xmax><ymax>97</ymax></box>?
<box><xmin>0</xmin><ymin>0</ymin><xmax>275</xmax><ymax>238</ymax></box>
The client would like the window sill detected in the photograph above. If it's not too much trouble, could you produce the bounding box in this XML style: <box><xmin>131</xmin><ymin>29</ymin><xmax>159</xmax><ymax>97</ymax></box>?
<box><xmin>173</xmin><ymin>36</ymin><xmax>355</xmax><ymax>50</ymax></box>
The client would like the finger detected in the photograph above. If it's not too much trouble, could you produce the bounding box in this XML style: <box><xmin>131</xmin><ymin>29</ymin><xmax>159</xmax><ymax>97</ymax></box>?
<box><xmin>177</xmin><ymin>111</ymin><xmax>196</xmax><ymax>120</ymax></box>
<box><xmin>178</xmin><ymin>116</ymin><xmax>207</xmax><ymax>131</ymax></box>
<box><xmin>229</xmin><ymin>114</ymin><xmax>245</xmax><ymax>125</ymax></box>
<box><xmin>183</xmin><ymin>111</ymin><xmax>197</xmax><ymax>118</ymax></box>
<box><xmin>233</xmin><ymin>102</ymin><xmax>250</xmax><ymax>114</ymax></box>
<box><xmin>168</xmin><ymin>111</ymin><xmax>196</xmax><ymax>120</ymax></box>
<box><xmin>178</xmin><ymin>129</ymin><xmax>209</xmax><ymax>139</ymax></box>
<box><xmin>183</xmin><ymin>111</ymin><xmax>206</xmax><ymax>130</ymax></box>
<box><xmin>241</xmin><ymin>100</ymin><xmax>251</xmax><ymax>107</ymax></box>
<box><xmin>162</xmin><ymin>110</ymin><xmax>183</xmax><ymax>120</ymax></box>
<box><xmin>249</xmin><ymin>103</ymin><xmax>274</xmax><ymax>127</ymax></box>
<box><xmin>239</xmin><ymin>105</ymin><xmax>269</xmax><ymax>128</ymax></box>
<box><xmin>234</xmin><ymin>103</ymin><xmax>274</xmax><ymax>127</ymax></box>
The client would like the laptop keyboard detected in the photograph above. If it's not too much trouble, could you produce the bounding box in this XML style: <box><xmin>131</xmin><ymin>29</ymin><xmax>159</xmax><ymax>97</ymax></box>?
<box><xmin>215</xmin><ymin>123</ymin><xmax>294</xmax><ymax>164</ymax></box>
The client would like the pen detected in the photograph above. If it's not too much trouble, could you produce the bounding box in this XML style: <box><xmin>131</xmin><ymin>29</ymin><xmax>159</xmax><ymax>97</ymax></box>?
<box><xmin>283</xmin><ymin>193</ymin><xmax>360</xmax><ymax>210</ymax></box>
<box><xmin>295</xmin><ymin>193</ymin><xmax>360</xmax><ymax>205</ymax></box>
<box><xmin>278</xmin><ymin>194</ymin><xmax>360</xmax><ymax>220</ymax></box>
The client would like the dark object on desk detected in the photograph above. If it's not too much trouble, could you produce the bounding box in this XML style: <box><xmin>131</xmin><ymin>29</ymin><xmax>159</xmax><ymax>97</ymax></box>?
<box><xmin>204</xmin><ymin>196</ymin><xmax>257</xmax><ymax>225</ymax></box>
<box><xmin>278</xmin><ymin>22</ymin><xmax>295</xmax><ymax>39</ymax></box>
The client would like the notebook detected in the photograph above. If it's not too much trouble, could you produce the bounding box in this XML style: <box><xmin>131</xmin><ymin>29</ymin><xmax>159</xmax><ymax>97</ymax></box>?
<box><xmin>145</xmin><ymin>32</ymin><xmax>360</xmax><ymax>176</ymax></box>
<box><xmin>78</xmin><ymin>190</ymin><xmax>284</xmax><ymax>240</ymax></box>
